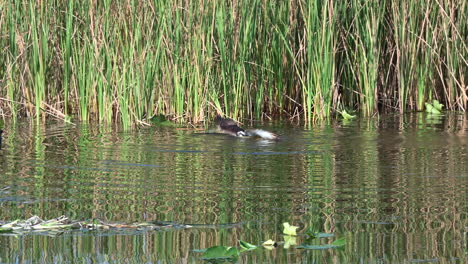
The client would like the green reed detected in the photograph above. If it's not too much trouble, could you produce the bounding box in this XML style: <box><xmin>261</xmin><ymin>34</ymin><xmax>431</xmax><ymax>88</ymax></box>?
<box><xmin>0</xmin><ymin>0</ymin><xmax>466</xmax><ymax>124</ymax></box>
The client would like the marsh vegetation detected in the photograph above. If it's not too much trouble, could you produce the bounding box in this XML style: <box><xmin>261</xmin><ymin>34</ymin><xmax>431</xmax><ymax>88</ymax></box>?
<box><xmin>0</xmin><ymin>0</ymin><xmax>466</xmax><ymax>125</ymax></box>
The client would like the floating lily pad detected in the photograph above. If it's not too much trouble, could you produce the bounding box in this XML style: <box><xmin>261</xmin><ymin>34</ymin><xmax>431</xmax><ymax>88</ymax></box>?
<box><xmin>201</xmin><ymin>246</ymin><xmax>239</xmax><ymax>262</ymax></box>
<box><xmin>296</xmin><ymin>244</ymin><xmax>340</xmax><ymax>250</ymax></box>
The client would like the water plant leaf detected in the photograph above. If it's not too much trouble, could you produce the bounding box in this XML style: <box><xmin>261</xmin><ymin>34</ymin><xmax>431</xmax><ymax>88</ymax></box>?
<box><xmin>283</xmin><ymin>235</ymin><xmax>297</xmax><ymax>249</ymax></box>
<box><xmin>201</xmin><ymin>246</ymin><xmax>239</xmax><ymax>261</ymax></box>
<box><xmin>282</xmin><ymin>222</ymin><xmax>299</xmax><ymax>236</ymax></box>
<box><xmin>239</xmin><ymin>240</ymin><xmax>258</xmax><ymax>251</ymax></box>
<box><xmin>297</xmin><ymin>237</ymin><xmax>346</xmax><ymax>250</ymax></box>
<box><xmin>304</xmin><ymin>229</ymin><xmax>318</xmax><ymax>244</ymax></box>
<box><xmin>331</xmin><ymin>237</ymin><xmax>346</xmax><ymax>247</ymax></box>
<box><xmin>341</xmin><ymin>110</ymin><xmax>356</xmax><ymax>120</ymax></box>
<box><xmin>432</xmin><ymin>100</ymin><xmax>443</xmax><ymax>111</ymax></box>
<box><xmin>304</xmin><ymin>227</ymin><xmax>317</xmax><ymax>239</ymax></box>
<box><xmin>316</xmin><ymin>233</ymin><xmax>335</xmax><ymax>238</ymax></box>
<box><xmin>425</xmin><ymin>103</ymin><xmax>441</xmax><ymax>114</ymax></box>
<box><xmin>296</xmin><ymin>244</ymin><xmax>338</xmax><ymax>250</ymax></box>
<box><xmin>262</xmin><ymin>239</ymin><xmax>277</xmax><ymax>250</ymax></box>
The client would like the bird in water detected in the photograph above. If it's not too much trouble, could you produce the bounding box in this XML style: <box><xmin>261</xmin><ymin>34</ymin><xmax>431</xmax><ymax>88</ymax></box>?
<box><xmin>214</xmin><ymin>115</ymin><xmax>278</xmax><ymax>140</ymax></box>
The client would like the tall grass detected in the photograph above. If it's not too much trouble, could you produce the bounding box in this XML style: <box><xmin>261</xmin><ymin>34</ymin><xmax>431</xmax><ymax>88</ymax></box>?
<box><xmin>0</xmin><ymin>0</ymin><xmax>466</xmax><ymax>124</ymax></box>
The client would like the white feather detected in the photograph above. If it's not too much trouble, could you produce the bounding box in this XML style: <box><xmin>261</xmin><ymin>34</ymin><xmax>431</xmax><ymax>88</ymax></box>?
<box><xmin>246</xmin><ymin>129</ymin><xmax>278</xmax><ymax>140</ymax></box>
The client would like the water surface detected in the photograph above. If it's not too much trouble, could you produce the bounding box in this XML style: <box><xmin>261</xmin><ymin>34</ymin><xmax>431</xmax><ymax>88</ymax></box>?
<box><xmin>0</xmin><ymin>113</ymin><xmax>466</xmax><ymax>263</ymax></box>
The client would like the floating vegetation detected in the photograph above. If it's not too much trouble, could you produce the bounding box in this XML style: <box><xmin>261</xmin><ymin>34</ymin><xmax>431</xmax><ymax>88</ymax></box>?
<box><xmin>0</xmin><ymin>216</ymin><xmax>192</xmax><ymax>235</ymax></box>
<box><xmin>195</xmin><ymin>222</ymin><xmax>346</xmax><ymax>261</ymax></box>
<box><xmin>239</xmin><ymin>240</ymin><xmax>258</xmax><ymax>251</ymax></box>
<box><xmin>340</xmin><ymin>110</ymin><xmax>357</xmax><ymax>121</ymax></box>
<box><xmin>296</xmin><ymin>237</ymin><xmax>346</xmax><ymax>250</ymax></box>
<box><xmin>425</xmin><ymin>100</ymin><xmax>444</xmax><ymax>115</ymax></box>
<box><xmin>201</xmin><ymin>246</ymin><xmax>240</xmax><ymax>263</ymax></box>
<box><xmin>282</xmin><ymin>222</ymin><xmax>299</xmax><ymax>236</ymax></box>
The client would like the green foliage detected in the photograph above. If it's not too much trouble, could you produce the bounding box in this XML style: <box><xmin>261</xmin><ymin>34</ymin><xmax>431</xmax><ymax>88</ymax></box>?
<box><xmin>0</xmin><ymin>0</ymin><xmax>465</xmax><ymax>124</ymax></box>
<box><xmin>201</xmin><ymin>246</ymin><xmax>239</xmax><ymax>262</ymax></box>
<box><xmin>425</xmin><ymin>100</ymin><xmax>444</xmax><ymax>114</ymax></box>
<box><xmin>283</xmin><ymin>235</ymin><xmax>297</xmax><ymax>249</ymax></box>
<box><xmin>239</xmin><ymin>240</ymin><xmax>258</xmax><ymax>251</ymax></box>
<box><xmin>297</xmin><ymin>237</ymin><xmax>346</xmax><ymax>250</ymax></box>
<box><xmin>432</xmin><ymin>100</ymin><xmax>444</xmax><ymax>112</ymax></box>
<box><xmin>340</xmin><ymin>110</ymin><xmax>357</xmax><ymax>120</ymax></box>
<box><xmin>282</xmin><ymin>222</ymin><xmax>299</xmax><ymax>236</ymax></box>
<box><xmin>331</xmin><ymin>237</ymin><xmax>346</xmax><ymax>247</ymax></box>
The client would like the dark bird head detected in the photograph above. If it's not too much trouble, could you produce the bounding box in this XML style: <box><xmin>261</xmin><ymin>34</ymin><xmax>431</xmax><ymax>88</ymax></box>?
<box><xmin>215</xmin><ymin>115</ymin><xmax>223</xmax><ymax>124</ymax></box>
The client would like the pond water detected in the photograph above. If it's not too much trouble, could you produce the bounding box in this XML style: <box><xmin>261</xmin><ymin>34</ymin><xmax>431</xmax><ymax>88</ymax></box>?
<box><xmin>0</xmin><ymin>113</ymin><xmax>466</xmax><ymax>263</ymax></box>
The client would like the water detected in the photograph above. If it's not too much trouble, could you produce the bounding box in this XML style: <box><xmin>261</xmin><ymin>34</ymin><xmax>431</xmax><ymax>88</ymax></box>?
<box><xmin>0</xmin><ymin>113</ymin><xmax>466</xmax><ymax>263</ymax></box>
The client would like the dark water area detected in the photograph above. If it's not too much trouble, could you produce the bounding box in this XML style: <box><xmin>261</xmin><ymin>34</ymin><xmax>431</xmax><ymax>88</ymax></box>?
<box><xmin>0</xmin><ymin>113</ymin><xmax>466</xmax><ymax>263</ymax></box>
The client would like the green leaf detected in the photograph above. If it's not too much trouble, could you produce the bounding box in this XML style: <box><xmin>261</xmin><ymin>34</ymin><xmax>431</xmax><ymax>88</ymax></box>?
<box><xmin>425</xmin><ymin>103</ymin><xmax>441</xmax><ymax>114</ymax></box>
<box><xmin>341</xmin><ymin>110</ymin><xmax>356</xmax><ymax>120</ymax></box>
<box><xmin>304</xmin><ymin>230</ymin><xmax>317</xmax><ymax>244</ymax></box>
<box><xmin>283</xmin><ymin>235</ymin><xmax>297</xmax><ymax>249</ymax></box>
<box><xmin>239</xmin><ymin>240</ymin><xmax>258</xmax><ymax>251</ymax></box>
<box><xmin>296</xmin><ymin>244</ymin><xmax>339</xmax><ymax>250</ymax></box>
<box><xmin>201</xmin><ymin>246</ymin><xmax>239</xmax><ymax>261</ymax></box>
<box><xmin>304</xmin><ymin>227</ymin><xmax>317</xmax><ymax>239</ymax></box>
<box><xmin>262</xmin><ymin>239</ymin><xmax>277</xmax><ymax>250</ymax></box>
<box><xmin>331</xmin><ymin>237</ymin><xmax>346</xmax><ymax>247</ymax></box>
<box><xmin>282</xmin><ymin>222</ymin><xmax>299</xmax><ymax>236</ymax></box>
<box><xmin>297</xmin><ymin>237</ymin><xmax>346</xmax><ymax>250</ymax></box>
<box><xmin>432</xmin><ymin>100</ymin><xmax>443</xmax><ymax>111</ymax></box>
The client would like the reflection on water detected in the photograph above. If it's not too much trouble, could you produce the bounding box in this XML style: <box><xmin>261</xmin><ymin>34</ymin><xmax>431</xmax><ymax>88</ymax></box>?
<box><xmin>0</xmin><ymin>113</ymin><xmax>466</xmax><ymax>263</ymax></box>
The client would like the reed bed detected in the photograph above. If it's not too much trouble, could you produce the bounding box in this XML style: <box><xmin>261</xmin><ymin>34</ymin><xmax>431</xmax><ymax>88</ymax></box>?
<box><xmin>0</xmin><ymin>0</ymin><xmax>466</xmax><ymax>124</ymax></box>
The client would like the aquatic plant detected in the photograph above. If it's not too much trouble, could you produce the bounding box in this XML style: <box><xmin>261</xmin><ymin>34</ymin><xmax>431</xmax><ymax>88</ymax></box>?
<box><xmin>283</xmin><ymin>222</ymin><xmax>299</xmax><ymax>236</ymax></box>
